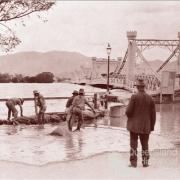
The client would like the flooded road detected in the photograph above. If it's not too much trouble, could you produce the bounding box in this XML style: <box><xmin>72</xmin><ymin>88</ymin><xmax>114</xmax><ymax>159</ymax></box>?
<box><xmin>0</xmin><ymin>103</ymin><xmax>178</xmax><ymax>165</ymax></box>
<box><xmin>0</xmin><ymin>124</ymin><xmax>173</xmax><ymax>165</ymax></box>
<box><xmin>155</xmin><ymin>104</ymin><xmax>180</xmax><ymax>139</ymax></box>
<box><xmin>0</xmin><ymin>83</ymin><xmax>178</xmax><ymax>165</ymax></box>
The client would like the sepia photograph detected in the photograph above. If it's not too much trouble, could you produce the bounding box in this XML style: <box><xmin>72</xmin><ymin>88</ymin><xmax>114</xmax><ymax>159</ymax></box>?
<box><xmin>0</xmin><ymin>0</ymin><xmax>180</xmax><ymax>179</ymax></box>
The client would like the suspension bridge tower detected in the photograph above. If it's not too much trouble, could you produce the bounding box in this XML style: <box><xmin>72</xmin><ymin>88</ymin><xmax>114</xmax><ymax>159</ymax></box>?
<box><xmin>112</xmin><ymin>30</ymin><xmax>180</xmax><ymax>95</ymax></box>
<box><xmin>126</xmin><ymin>31</ymin><xmax>137</xmax><ymax>85</ymax></box>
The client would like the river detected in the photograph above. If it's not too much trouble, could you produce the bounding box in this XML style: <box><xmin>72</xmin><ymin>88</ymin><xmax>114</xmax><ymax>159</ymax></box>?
<box><xmin>0</xmin><ymin>83</ymin><xmax>105</xmax><ymax>119</ymax></box>
<box><xmin>0</xmin><ymin>83</ymin><xmax>178</xmax><ymax>165</ymax></box>
<box><xmin>0</xmin><ymin>83</ymin><xmax>130</xmax><ymax>119</ymax></box>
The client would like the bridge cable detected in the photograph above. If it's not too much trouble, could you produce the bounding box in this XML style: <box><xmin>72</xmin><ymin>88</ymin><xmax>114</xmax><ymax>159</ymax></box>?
<box><xmin>156</xmin><ymin>46</ymin><xmax>179</xmax><ymax>73</ymax></box>
<box><xmin>116</xmin><ymin>49</ymin><xmax>128</xmax><ymax>74</ymax></box>
<box><xmin>134</xmin><ymin>42</ymin><xmax>161</xmax><ymax>81</ymax></box>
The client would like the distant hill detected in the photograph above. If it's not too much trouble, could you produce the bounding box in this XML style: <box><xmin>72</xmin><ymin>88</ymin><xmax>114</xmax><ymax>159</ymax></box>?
<box><xmin>136</xmin><ymin>59</ymin><xmax>177</xmax><ymax>74</ymax></box>
<box><xmin>0</xmin><ymin>51</ymin><xmax>91</xmax><ymax>77</ymax></box>
<box><xmin>0</xmin><ymin>51</ymin><xmax>177</xmax><ymax>79</ymax></box>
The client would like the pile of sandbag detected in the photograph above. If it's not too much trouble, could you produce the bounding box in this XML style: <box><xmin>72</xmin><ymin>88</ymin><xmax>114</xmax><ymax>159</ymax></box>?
<box><xmin>0</xmin><ymin>109</ymin><xmax>105</xmax><ymax>126</ymax></box>
<box><xmin>0</xmin><ymin>113</ymin><xmax>65</xmax><ymax>125</ymax></box>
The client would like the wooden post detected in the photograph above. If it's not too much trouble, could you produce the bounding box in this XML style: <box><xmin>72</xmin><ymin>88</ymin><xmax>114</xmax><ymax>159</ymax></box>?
<box><xmin>172</xmin><ymin>94</ymin><xmax>175</xmax><ymax>102</ymax></box>
<box><xmin>160</xmin><ymin>84</ymin><xmax>163</xmax><ymax>103</ymax></box>
<box><xmin>105</xmin><ymin>94</ymin><xmax>108</xmax><ymax>109</ymax></box>
<box><xmin>160</xmin><ymin>92</ymin><xmax>163</xmax><ymax>104</ymax></box>
<box><xmin>93</xmin><ymin>93</ymin><xmax>97</xmax><ymax>109</ymax></box>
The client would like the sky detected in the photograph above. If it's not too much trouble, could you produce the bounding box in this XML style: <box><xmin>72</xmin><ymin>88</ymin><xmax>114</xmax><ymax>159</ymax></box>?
<box><xmin>5</xmin><ymin>1</ymin><xmax>180</xmax><ymax>60</ymax></box>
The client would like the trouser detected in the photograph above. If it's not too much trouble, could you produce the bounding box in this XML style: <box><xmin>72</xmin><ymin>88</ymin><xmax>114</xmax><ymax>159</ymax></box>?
<box><xmin>6</xmin><ymin>102</ymin><xmax>18</xmax><ymax>119</ymax></box>
<box><xmin>73</xmin><ymin>107</ymin><xmax>83</xmax><ymax>130</ymax></box>
<box><xmin>38</xmin><ymin>106</ymin><xmax>46</xmax><ymax>124</ymax></box>
<box><xmin>130</xmin><ymin>131</ymin><xmax>150</xmax><ymax>164</ymax></box>
<box><xmin>38</xmin><ymin>112</ymin><xmax>45</xmax><ymax>124</ymax></box>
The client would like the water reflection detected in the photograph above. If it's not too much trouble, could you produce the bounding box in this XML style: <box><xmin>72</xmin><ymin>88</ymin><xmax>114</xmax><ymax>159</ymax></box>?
<box><xmin>108</xmin><ymin>103</ymin><xmax>180</xmax><ymax>140</ymax></box>
<box><xmin>0</xmin><ymin>124</ymin><xmax>172</xmax><ymax>165</ymax></box>
<box><xmin>157</xmin><ymin>104</ymin><xmax>180</xmax><ymax>139</ymax></box>
<box><xmin>64</xmin><ymin>133</ymin><xmax>83</xmax><ymax>160</ymax></box>
<box><xmin>6</xmin><ymin>126</ymin><xmax>18</xmax><ymax>135</ymax></box>
<box><xmin>65</xmin><ymin>135</ymin><xmax>75</xmax><ymax>159</ymax></box>
<box><xmin>110</xmin><ymin>117</ymin><xmax>127</xmax><ymax>128</ymax></box>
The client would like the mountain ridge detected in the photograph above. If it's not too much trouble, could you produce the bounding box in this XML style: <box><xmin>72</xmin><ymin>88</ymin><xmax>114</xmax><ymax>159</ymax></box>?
<box><xmin>0</xmin><ymin>51</ymin><xmax>91</xmax><ymax>77</ymax></box>
<box><xmin>0</xmin><ymin>51</ymin><xmax>177</xmax><ymax>77</ymax></box>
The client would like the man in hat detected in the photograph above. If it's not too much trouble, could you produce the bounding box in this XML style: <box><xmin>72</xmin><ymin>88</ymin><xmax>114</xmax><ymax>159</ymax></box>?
<box><xmin>66</xmin><ymin>90</ymin><xmax>78</xmax><ymax>108</ymax></box>
<box><xmin>33</xmin><ymin>90</ymin><xmax>46</xmax><ymax>125</ymax></box>
<box><xmin>126</xmin><ymin>79</ymin><xmax>156</xmax><ymax>168</ymax></box>
<box><xmin>72</xmin><ymin>88</ymin><xmax>95</xmax><ymax>131</ymax></box>
<box><xmin>6</xmin><ymin>98</ymin><xmax>24</xmax><ymax>120</ymax></box>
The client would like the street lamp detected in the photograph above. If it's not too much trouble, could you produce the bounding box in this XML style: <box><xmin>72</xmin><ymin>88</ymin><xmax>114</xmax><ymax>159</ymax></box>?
<box><xmin>106</xmin><ymin>43</ymin><xmax>111</xmax><ymax>93</ymax></box>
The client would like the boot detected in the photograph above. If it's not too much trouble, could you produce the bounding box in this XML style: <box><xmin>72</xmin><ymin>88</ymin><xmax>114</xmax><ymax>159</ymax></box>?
<box><xmin>129</xmin><ymin>162</ymin><xmax>137</xmax><ymax>168</ymax></box>
<box><xmin>75</xmin><ymin>122</ymin><xmax>81</xmax><ymax>131</ymax></box>
<box><xmin>142</xmin><ymin>157</ymin><xmax>149</xmax><ymax>167</ymax></box>
<box><xmin>73</xmin><ymin>128</ymin><xmax>80</xmax><ymax>132</ymax></box>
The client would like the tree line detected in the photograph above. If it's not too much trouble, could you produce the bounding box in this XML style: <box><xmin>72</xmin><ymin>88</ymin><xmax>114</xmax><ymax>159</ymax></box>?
<box><xmin>0</xmin><ymin>72</ymin><xmax>55</xmax><ymax>83</ymax></box>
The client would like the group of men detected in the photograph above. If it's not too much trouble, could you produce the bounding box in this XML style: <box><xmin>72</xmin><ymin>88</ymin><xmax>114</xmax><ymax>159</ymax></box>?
<box><xmin>5</xmin><ymin>79</ymin><xmax>156</xmax><ymax>168</ymax></box>
<box><xmin>66</xmin><ymin>81</ymin><xmax>156</xmax><ymax>167</ymax></box>
<box><xmin>5</xmin><ymin>88</ymin><xmax>95</xmax><ymax>130</ymax></box>
<box><xmin>6</xmin><ymin>90</ymin><xmax>46</xmax><ymax>124</ymax></box>
<box><xmin>66</xmin><ymin>79</ymin><xmax>156</xmax><ymax>168</ymax></box>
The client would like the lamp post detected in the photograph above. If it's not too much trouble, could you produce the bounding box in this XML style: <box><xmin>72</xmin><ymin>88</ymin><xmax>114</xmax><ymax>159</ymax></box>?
<box><xmin>106</xmin><ymin>43</ymin><xmax>111</xmax><ymax>93</ymax></box>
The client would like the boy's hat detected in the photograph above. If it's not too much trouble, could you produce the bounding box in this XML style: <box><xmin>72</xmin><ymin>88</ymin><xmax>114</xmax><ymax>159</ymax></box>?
<box><xmin>72</xmin><ymin>90</ymin><xmax>78</xmax><ymax>95</ymax></box>
<box><xmin>33</xmin><ymin>90</ymin><xmax>39</xmax><ymax>94</ymax></box>
<box><xmin>79</xmin><ymin>88</ymin><xmax>85</xmax><ymax>94</ymax></box>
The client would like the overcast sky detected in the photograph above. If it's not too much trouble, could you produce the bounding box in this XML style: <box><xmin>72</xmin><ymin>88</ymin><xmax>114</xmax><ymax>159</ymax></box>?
<box><xmin>6</xmin><ymin>1</ymin><xmax>180</xmax><ymax>60</ymax></box>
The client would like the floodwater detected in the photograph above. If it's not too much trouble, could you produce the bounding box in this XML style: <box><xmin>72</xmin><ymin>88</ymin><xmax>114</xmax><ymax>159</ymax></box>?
<box><xmin>0</xmin><ymin>83</ymin><xmax>130</xmax><ymax>119</ymax></box>
<box><xmin>0</xmin><ymin>124</ymin><xmax>173</xmax><ymax>165</ymax></box>
<box><xmin>0</xmin><ymin>83</ymin><xmax>178</xmax><ymax>165</ymax></box>
<box><xmin>109</xmin><ymin>103</ymin><xmax>180</xmax><ymax>139</ymax></box>
<box><xmin>0</xmin><ymin>83</ymin><xmax>104</xmax><ymax>119</ymax></box>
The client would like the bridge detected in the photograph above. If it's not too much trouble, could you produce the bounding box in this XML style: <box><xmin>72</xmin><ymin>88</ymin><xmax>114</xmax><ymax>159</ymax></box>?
<box><xmin>87</xmin><ymin>31</ymin><xmax>180</xmax><ymax>99</ymax></box>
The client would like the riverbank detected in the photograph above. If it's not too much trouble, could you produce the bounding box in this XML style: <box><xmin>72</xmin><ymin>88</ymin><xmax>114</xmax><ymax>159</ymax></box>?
<box><xmin>1</xmin><ymin>150</ymin><xmax>180</xmax><ymax>179</ymax></box>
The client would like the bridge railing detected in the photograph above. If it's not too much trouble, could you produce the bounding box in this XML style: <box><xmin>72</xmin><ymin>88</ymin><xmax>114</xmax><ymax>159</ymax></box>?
<box><xmin>109</xmin><ymin>77</ymin><xmax>125</xmax><ymax>87</ymax></box>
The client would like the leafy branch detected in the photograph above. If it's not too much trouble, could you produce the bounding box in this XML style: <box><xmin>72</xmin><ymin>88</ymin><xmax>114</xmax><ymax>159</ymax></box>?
<box><xmin>0</xmin><ymin>0</ymin><xmax>55</xmax><ymax>52</ymax></box>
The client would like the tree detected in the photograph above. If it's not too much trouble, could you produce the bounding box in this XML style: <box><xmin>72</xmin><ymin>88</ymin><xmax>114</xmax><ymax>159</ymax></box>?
<box><xmin>0</xmin><ymin>0</ymin><xmax>55</xmax><ymax>52</ymax></box>
<box><xmin>11</xmin><ymin>73</ymin><xmax>24</xmax><ymax>82</ymax></box>
<box><xmin>24</xmin><ymin>75</ymin><xmax>37</xmax><ymax>83</ymax></box>
<box><xmin>0</xmin><ymin>73</ymin><xmax>11</xmax><ymax>82</ymax></box>
<box><xmin>35</xmin><ymin>72</ymin><xmax>54</xmax><ymax>83</ymax></box>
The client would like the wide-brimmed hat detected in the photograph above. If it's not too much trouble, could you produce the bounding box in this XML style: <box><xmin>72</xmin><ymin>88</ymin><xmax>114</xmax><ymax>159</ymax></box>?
<box><xmin>79</xmin><ymin>88</ymin><xmax>85</xmax><ymax>94</ymax></box>
<box><xmin>135</xmin><ymin>79</ymin><xmax>145</xmax><ymax>87</ymax></box>
<box><xmin>33</xmin><ymin>90</ymin><xmax>39</xmax><ymax>95</ymax></box>
<box><xmin>72</xmin><ymin>90</ymin><xmax>78</xmax><ymax>95</ymax></box>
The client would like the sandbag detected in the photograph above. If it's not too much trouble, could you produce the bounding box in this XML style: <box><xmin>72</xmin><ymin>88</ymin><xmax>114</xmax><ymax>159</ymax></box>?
<box><xmin>82</xmin><ymin>109</ymin><xmax>96</xmax><ymax>118</ymax></box>
<box><xmin>50</xmin><ymin>126</ymin><xmax>71</xmax><ymax>137</ymax></box>
<box><xmin>16</xmin><ymin>116</ymin><xmax>32</xmax><ymax>124</ymax></box>
<box><xmin>50</xmin><ymin>114</ymin><xmax>62</xmax><ymax>123</ymax></box>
